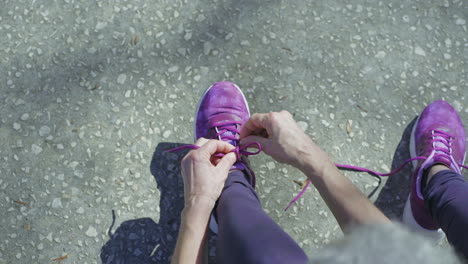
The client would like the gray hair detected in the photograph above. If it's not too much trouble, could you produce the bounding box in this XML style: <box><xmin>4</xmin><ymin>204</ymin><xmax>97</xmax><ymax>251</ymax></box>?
<box><xmin>311</xmin><ymin>223</ymin><xmax>462</xmax><ymax>264</ymax></box>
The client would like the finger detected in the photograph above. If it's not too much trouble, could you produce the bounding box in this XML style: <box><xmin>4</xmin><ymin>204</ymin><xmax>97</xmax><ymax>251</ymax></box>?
<box><xmin>198</xmin><ymin>140</ymin><xmax>235</xmax><ymax>157</ymax></box>
<box><xmin>194</xmin><ymin>137</ymin><xmax>209</xmax><ymax>146</ymax></box>
<box><xmin>240</xmin><ymin>113</ymin><xmax>270</xmax><ymax>138</ymax></box>
<box><xmin>211</xmin><ymin>156</ymin><xmax>222</xmax><ymax>166</ymax></box>
<box><xmin>216</xmin><ymin>152</ymin><xmax>237</xmax><ymax>172</ymax></box>
<box><xmin>240</xmin><ymin>135</ymin><xmax>269</xmax><ymax>148</ymax></box>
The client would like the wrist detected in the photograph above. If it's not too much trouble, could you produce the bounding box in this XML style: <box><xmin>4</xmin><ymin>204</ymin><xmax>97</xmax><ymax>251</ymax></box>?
<box><xmin>297</xmin><ymin>148</ymin><xmax>336</xmax><ymax>179</ymax></box>
<box><xmin>181</xmin><ymin>195</ymin><xmax>214</xmax><ymax>233</ymax></box>
<box><xmin>184</xmin><ymin>195</ymin><xmax>216</xmax><ymax>215</ymax></box>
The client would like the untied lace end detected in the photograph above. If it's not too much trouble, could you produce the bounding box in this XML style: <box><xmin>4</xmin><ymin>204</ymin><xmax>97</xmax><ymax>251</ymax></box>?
<box><xmin>284</xmin><ymin>154</ymin><xmax>467</xmax><ymax>211</ymax></box>
<box><xmin>283</xmin><ymin>156</ymin><xmax>428</xmax><ymax>211</ymax></box>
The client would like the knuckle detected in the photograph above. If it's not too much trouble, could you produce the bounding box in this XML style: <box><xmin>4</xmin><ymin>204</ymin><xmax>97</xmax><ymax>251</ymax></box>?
<box><xmin>268</xmin><ymin>112</ymin><xmax>280</xmax><ymax>122</ymax></box>
<box><xmin>205</xmin><ymin>139</ymin><xmax>217</xmax><ymax>147</ymax></box>
<box><xmin>280</xmin><ymin>110</ymin><xmax>292</xmax><ymax>117</ymax></box>
<box><xmin>195</xmin><ymin>137</ymin><xmax>207</xmax><ymax>146</ymax></box>
<box><xmin>185</xmin><ymin>151</ymin><xmax>199</xmax><ymax>161</ymax></box>
<box><xmin>191</xmin><ymin>152</ymin><xmax>204</xmax><ymax>162</ymax></box>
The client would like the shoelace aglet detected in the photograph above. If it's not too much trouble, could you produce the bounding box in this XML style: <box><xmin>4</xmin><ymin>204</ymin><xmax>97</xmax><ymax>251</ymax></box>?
<box><xmin>284</xmin><ymin>179</ymin><xmax>311</xmax><ymax>211</ymax></box>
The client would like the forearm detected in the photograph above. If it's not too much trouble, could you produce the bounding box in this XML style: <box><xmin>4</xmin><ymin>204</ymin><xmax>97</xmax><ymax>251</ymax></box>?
<box><xmin>299</xmin><ymin>155</ymin><xmax>390</xmax><ymax>233</ymax></box>
<box><xmin>171</xmin><ymin>196</ymin><xmax>213</xmax><ymax>264</ymax></box>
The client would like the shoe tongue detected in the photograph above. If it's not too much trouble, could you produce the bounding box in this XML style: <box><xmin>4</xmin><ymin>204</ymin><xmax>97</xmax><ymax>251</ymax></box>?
<box><xmin>215</xmin><ymin>125</ymin><xmax>239</xmax><ymax>147</ymax></box>
<box><xmin>432</xmin><ymin>134</ymin><xmax>451</xmax><ymax>166</ymax></box>
<box><xmin>209</xmin><ymin>113</ymin><xmax>241</xmax><ymax>147</ymax></box>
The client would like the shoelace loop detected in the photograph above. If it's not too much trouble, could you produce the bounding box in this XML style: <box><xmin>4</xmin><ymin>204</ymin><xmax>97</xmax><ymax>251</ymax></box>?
<box><xmin>166</xmin><ymin>121</ymin><xmax>262</xmax><ymax>160</ymax></box>
<box><xmin>165</xmin><ymin>142</ymin><xmax>261</xmax><ymax>161</ymax></box>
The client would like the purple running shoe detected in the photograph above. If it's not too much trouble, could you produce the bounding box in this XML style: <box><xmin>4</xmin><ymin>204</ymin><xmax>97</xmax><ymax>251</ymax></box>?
<box><xmin>194</xmin><ymin>81</ymin><xmax>256</xmax><ymax>181</ymax></box>
<box><xmin>194</xmin><ymin>81</ymin><xmax>259</xmax><ymax>233</ymax></box>
<box><xmin>403</xmin><ymin>100</ymin><xmax>466</xmax><ymax>240</ymax></box>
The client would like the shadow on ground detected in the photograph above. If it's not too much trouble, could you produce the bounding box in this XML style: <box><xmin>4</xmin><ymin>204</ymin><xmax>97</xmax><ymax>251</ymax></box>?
<box><xmin>99</xmin><ymin>118</ymin><xmax>417</xmax><ymax>263</ymax></box>
<box><xmin>100</xmin><ymin>142</ymin><xmax>218</xmax><ymax>264</ymax></box>
<box><xmin>374</xmin><ymin>117</ymin><xmax>418</xmax><ymax>220</ymax></box>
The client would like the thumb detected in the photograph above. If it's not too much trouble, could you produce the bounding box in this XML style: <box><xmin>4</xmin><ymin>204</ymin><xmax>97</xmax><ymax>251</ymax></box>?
<box><xmin>217</xmin><ymin>152</ymin><xmax>237</xmax><ymax>172</ymax></box>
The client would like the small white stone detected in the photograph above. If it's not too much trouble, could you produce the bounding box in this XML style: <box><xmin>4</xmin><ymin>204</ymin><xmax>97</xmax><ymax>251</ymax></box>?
<box><xmin>240</xmin><ymin>40</ymin><xmax>250</xmax><ymax>46</ymax></box>
<box><xmin>455</xmin><ymin>18</ymin><xmax>466</xmax><ymax>25</ymax></box>
<box><xmin>321</xmin><ymin>120</ymin><xmax>330</xmax><ymax>127</ymax></box>
<box><xmin>297</xmin><ymin>121</ymin><xmax>308</xmax><ymax>131</ymax></box>
<box><xmin>381</xmin><ymin>164</ymin><xmax>390</xmax><ymax>172</ymax></box>
<box><xmin>225</xmin><ymin>33</ymin><xmax>233</xmax><ymax>40</ymax></box>
<box><xmin>453</xmin><ymin>100</ymin><xmax>462</xmax><ymax>112</ymax></box>
<box><xmin>137</xmin><ymin>81</ymin><xmax>144</xmax><ymax>89</ymax></box>
<box><xmin>69</xmin><ymin>161</ymin><xmax>79</xmax><ymax>169</ymax></box>
<box><xmin>177</xmin><ymin>48</ymin><xmax>186</xmax><ymax>56</ymax></box>
<box><xmin>285</xmin><ymin>67</ymin><xmax>293</xmax><ymax>74</ymax></box>
<box><xmin>374</xmin><ymin>51</ymin><xmax>386</xmax><ymax>59</ymax></box>
<box><xmin>203</xmin><ymin>41</ymin><xmax>213</xmax><ymax>55</ymax></box>
<box><xmin>20</xmin><ymin>113</ymin><xmax>30</xmax><ymax>120</ymax></box>
<box><xmin>163</xmin><ymin>130</ymin><xmax>172</xmax><ymax>138</ymax></box>
<box><xmin>39</xmin><ymin>126</ymin><xmax>51</xmax><ymax>136</ymax></box>
<box><xmin>266</xmin><ymin>161</ymin><xmax>276</xmax><ymax>170</ymax></box>
<box><xmin>125</xmin><ymin>90</ymin><xmax>131</xmax><ymax>98</ymax></box>
<box><xmin>51</xmin><ymin>198</ymin><xmax>62</xmax><ymax>208</ymax></box>
<box><xmin>85</xmin><ymin>226</ymin><xmax>98</xmax><ymax>237</ymax></box>
<box><xmin>32</xmin><ymin>144</ymin><xmax>43</xmax><ymax>155</ymax></box>
<box><xmin>96</xmin><ymin>21</ymin><xmax>107</xmax><ymax>30</ymax></box>
<box><xmin>168</xmin><ymin>66</ymin><xmax>179</xmax><ymax>73</ymax></box>
<box><xmin>76</xmin><ymin>207</ymin><xmax>84</xmax><ymax>214</ymax></box>
<box><xmin>253</xmin><ymin>76</ymin><xmax>264</xmax><ymax>83</ymax></box>
<box><xmin>13</xmin><ymin>123</ymin><xmax>21</xmax><ymax>130</ymax></box>
<box><xmin>414</xmin><ymin>46</ymin><xmax>426</xmax><ymax>56</ymax></box>
<box><xmin>117</xmin><ymin>74</ymin><xmax>127</xmax><ymax>84</ymax></box>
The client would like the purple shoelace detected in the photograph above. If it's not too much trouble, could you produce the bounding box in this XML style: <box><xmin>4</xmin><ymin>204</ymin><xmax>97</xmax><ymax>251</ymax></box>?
<box><xmin>166</xmin><ymin>121</ymin><xmax>262</xmax><ymax>160</ymax></box>
<box><xmin>286</xmin><ymin>129</ymin><xmax>468</xmax><ymax>210</ymax></box>
<box><xmin>166</xmin><ymin>143</ymin><xmax>261</xmax><ymax>160</ymax></box>
<box><xmin>167</xmin><ymin>127</ymin><xmax>467</xmax><ymax>211</ymax></box>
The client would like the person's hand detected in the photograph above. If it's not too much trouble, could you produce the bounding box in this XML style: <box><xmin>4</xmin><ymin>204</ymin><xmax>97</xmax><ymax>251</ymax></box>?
<box><xmin>240</xmin><ymin>111</ymin><xmax>332</xmax><ymax>172</ymax></box>
<box><xmin>180</xmin><ymin>138</ymin><xmax>237</xmax><ymax>208</ymax></box>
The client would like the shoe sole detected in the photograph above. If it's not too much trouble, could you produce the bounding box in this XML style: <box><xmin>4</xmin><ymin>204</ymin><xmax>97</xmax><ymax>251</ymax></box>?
<box><xmin>402</xmin><ymin>116</ymin><xmax>445</xmax><ymax>242</ymax></box>
<box><xmin>193</xmin><ymin>82</ymin><xmax>251</xmax><ymax>234</ymax></box>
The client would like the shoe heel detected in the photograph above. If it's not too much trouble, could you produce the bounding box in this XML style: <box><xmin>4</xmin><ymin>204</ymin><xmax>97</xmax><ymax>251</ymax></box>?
<box><xmin>402</xmin><ymin>195</ymin><xmax>445</xmax><ymax>243</ymax></box>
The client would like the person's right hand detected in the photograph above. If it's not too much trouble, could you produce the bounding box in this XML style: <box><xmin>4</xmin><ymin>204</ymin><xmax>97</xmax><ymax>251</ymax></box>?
<box><xmin>240</xmin><ymin>111</ymin><xmax>332</xmax><ymax>172</ymax></box>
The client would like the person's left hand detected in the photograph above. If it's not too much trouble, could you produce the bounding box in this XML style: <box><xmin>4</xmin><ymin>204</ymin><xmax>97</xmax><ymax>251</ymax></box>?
<box><xmin>181</xmin><ymin>138</ymin><xmax>237</xmax><ymax>208</ymax></box>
